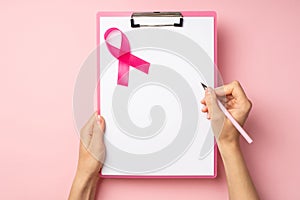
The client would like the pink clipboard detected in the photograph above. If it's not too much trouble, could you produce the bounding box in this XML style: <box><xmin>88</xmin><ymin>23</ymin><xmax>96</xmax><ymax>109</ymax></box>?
<box><xmin>96</xmin><ymin>11</ymin><xmax>218</xmax><ymax>178</ymax></box>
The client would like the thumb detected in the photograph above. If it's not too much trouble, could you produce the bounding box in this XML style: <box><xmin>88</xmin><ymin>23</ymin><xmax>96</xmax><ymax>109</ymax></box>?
<box><xmin>88</xmin><ymin>116</ymin><xmax>106</xmax><ymax>162</ymax></box>
<box><xmin>95</xmin><ymin>115</ymin><xmax>106</xmax><ymax>136</ymax></box>
<box><xmin>80</xmin><ymin>112</ymin><xmax>98</xmax><ymax>148</ymax></box>
<box><xmin>205</xmin><ymin>87</ymin><xmax>226</xmax><ymax>139</ymax></box>
<box><xmin>205</xmin><ymin>87</ymin><xmax>222</xmax><ymax>119</ymax></box>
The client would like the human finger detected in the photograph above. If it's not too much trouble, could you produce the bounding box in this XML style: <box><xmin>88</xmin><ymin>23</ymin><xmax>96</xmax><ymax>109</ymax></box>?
<box><xmin>82</xmin><ymin>112</ymin><xmax>98</xmax><ymax>131</ymax></box>
<box><xmin>80</xmin><ymin>112</ymin><xmax>98</xmax><ymax>148</ymax></box>
<box><xmin>88</xmin><ymin>116</ymin><xmax>106</xmax><ymax>162</ymax></box>
<box><xmin>214</xmin><ymin>81</ymin><xmax>248</xmax><ymax>101</ymax></box>
<box><xmin>201</xmin><ymin>98</ymin><xmax>206</xmax><ymax>105</ymax></box>
<box><xmin>202</xmin><ymin>105</ymin><xmax>208</xmax><ymax>112</ymax></box>
<box><xmin>204</xmin><ymin>87</ymin><xmax>222</xmax><ymax>119</ymax></box>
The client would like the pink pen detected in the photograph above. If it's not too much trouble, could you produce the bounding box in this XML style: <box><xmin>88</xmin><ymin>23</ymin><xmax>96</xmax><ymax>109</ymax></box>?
<box><xmin>201</xmin><ymin>83</ymin><xmax>253</xmax><ymax>144</ymax></box>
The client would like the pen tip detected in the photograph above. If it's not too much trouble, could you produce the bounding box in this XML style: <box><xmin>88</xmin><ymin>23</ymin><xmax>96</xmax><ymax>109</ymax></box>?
<box><xmin>201</xmin><ymin>83</ymin><xmax>207</xmax><ymax>90</ymax></box>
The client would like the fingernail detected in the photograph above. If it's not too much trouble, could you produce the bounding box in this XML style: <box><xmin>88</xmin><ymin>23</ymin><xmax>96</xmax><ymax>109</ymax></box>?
<box><xmin>96</xmin><ymin>115</ymin><xmax>101</xmax><ymax>125</ymax></box>
<box><xmin>207</xmin><ymin>113</ymin><xmax>210</xmax><ymax>119</ymax></box>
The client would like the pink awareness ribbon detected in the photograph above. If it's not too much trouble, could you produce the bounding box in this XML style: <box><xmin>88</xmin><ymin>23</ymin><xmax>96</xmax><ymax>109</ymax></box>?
<box><xmin>104</xmin><ymin>28</ymin><xmax>150</xmax><ymax>86</ymax></box>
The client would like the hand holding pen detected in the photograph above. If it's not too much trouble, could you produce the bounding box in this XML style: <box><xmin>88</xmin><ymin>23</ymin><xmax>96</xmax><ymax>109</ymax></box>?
<box><xmin>201</xmin><ymin>81</ymin><xmax>253</xmax><ymax>144</ymax></box>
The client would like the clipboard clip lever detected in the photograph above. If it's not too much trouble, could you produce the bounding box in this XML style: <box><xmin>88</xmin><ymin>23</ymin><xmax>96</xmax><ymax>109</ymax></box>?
<box><xmin>131</xmin><ymin>12</ymin><xmax>183</xmax><ymax>28</ymax></box>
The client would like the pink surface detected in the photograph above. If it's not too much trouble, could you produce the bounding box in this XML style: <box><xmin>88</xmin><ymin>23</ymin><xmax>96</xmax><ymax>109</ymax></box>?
<box><xmin>0</xmin><ymin>0</ymin><xmax>300</xmax><ymax>199</ymax></box>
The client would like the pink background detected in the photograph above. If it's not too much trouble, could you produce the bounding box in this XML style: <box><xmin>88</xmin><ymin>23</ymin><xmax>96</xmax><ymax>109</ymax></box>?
<box><xmin>0</xmin><ymin>0</ymin><xmax>299</xmax><ymax>199</ymax></box>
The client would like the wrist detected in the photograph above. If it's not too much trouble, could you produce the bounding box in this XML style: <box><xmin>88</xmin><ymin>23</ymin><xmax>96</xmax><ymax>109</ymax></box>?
<box><xmin>74</xmin><ymin>170</ymin><xmax>99</xmax><ymax>188</ymax></box>
<box><xmin>216</xmin><ymin>128</ymin><xmax>240</xmax><ymax>148</ymax></box>
<box><xmin>75</xmin><ymin>165</ymin><xmax>100</xmax><ymax>183</ymax></box>
<box><xmin>217</xmin><ymin>139</ymin><xmax>241</xmax><ymax>156</ymax></box>
<box><xmin>76</xmin><ymin>155</ymin><xmax>103</xmax><ymax>180</ymax></box>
